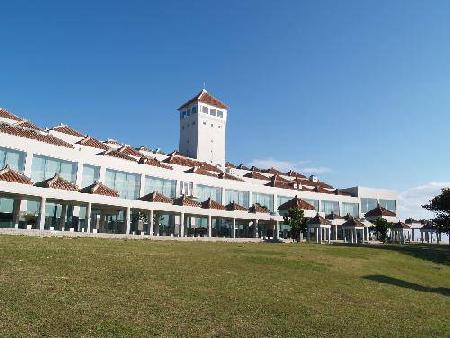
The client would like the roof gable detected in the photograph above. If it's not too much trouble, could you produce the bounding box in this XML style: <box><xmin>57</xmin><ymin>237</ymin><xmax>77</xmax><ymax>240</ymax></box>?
<box><xmin>178</xmin><ymin>89</ymin><xmax>228</xmax><ymax>110</ymax></box>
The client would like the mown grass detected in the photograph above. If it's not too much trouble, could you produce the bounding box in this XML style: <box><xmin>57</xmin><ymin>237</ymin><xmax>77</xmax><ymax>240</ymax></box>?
<box><xmin>0</xmin><ymin>236</ymin><xmax>449</xmax><ymax>337</ymax></box>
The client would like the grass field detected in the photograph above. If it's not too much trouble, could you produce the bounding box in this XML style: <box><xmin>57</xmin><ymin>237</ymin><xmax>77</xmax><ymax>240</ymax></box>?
<box><xmin>0</xmin><ymin>236</ymin><xmax>449</xmax><ymax>337</ymax></box>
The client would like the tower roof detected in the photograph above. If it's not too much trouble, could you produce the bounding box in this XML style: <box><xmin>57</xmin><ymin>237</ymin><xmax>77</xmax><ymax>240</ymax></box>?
<box><xmin>178</xmin><ymin>89</ymin><xmax>228</xmax><ymax>110</ymax></box>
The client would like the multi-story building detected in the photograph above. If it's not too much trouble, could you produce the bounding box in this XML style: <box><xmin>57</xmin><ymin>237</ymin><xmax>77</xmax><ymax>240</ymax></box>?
<box><xmin>0</xmin><ymin>90</ymin><xmax>398</xmax><ymax>240</ymax></box>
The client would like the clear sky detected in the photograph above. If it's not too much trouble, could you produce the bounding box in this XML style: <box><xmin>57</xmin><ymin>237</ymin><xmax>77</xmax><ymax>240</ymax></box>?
<box><xmin>1</xmin><ymin>0</ymin><xmax>449</xmax><ymax>218</ymax></box>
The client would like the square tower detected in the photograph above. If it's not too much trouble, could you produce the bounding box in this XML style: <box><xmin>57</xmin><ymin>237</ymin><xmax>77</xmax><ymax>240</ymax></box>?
<box><xmin>177</xmin><ymin>89</ymin><xmax>228</xmax><ymax>169</ymax></box>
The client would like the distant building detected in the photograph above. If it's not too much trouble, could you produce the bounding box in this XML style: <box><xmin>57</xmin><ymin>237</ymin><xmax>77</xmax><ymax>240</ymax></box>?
<box><xmin>0</xmin><ymin>91</ymin><xmax>398</xmax><ymax>239</ymax></box>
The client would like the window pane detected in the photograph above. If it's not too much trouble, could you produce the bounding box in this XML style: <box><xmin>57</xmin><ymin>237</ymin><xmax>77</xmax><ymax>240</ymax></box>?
<box><xmin>305</xmin><ymin>199</ymin><xmax>319</xmax><ymax>211</ymax></box>
<box><xmin>197</xmin><ymin>184</ymin><xmax>222</xmax><ymax>203</ymax></box>
<box><xmin>253</xmin><ymin>192</ymin><xmax>274</xmax><ymax>212</ymax></box>
<box><xmin>379</xmin><ymin>199</ymin><xmax>396</xmax><ymax>213</ymax></box>
<box><xmin>225</xmin><ymin>189</ymin><xmax>250</xmax><ymax>208</ymax></box>
<box><xmin>105</xmin><ymin>169</ymin><xmax>140</xmax><ymax>199</ymax></box>
<box><xmin>342</xmin><ymin>202</ymin><xmax>359</xmax><ymax>217</ymax></box>
<box><xmin>361</xmin><ymin>198</ymin><xmax>378</xmax><ymax>213</ymax></box>
<box><xmin>321</xmin><ymin>200</ymin><xmax>339</xmax><ymax>215</ymax></box>
<box><xmin>81</xmin><ymin>164</ymin><xmax>100</xmax><ymax>188</ymax></box>
<box><xmin>0</xmin><ymin>147</ymin><xmax>25</xmax><ymax>172</ymax></box>
<box><xmin>31</xmin><ymin>155</ymin><xmax>77</xmax><ymax>183</ymax></box>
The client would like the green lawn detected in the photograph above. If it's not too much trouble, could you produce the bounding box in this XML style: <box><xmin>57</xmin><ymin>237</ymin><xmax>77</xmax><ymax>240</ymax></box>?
<box><xmin>0</xmin><ymin>236</ymin><xmax>449</xmax><ymax>337</ymax></box>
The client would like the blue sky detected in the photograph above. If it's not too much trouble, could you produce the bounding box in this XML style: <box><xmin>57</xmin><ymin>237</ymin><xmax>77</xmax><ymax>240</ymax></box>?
<box><xmin>1</xmin><ymin>0</ymin><xmax>449</xmax><ymax>217</ymax></box>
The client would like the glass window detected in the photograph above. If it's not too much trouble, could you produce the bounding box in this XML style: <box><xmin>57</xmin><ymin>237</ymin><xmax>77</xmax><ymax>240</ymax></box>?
<box><xmin>379</xmin><ymin>199</ymin><xmax>396</xmax><ymax>213</ymax></box>
<box><xmin>361</xmin><ymin>198</ymin><xmax>378</xmax><ymax>213</ymax></box>
<box><xmin>197</xmin><ymin>184</ymin><xmax>222</xmax><ymax>203</ymax></box>
<box><xmin>105</xmin><ymin>169</ymin><xmax>140</xmax><ymax>200</ymax></box>
<box><xmin>342</xmin><ymin>202</ymin><xmax>359</xmax><ymax>217</ymax></box>
<box><xmin>225</xmin><ymin>189</ymin><xmax>250</xmax><ymax>208</ymax></box>
<box><xmin>210</xmin><ymin>108</ymin><xmax>217</xmax><ymax>116</ymax></box>
<box><xmin>217</xmin><ymin>110</ymin><xmax>224</xmax><ymax>118</ymax></box>
<box><xmin>253</xmin><ymin>192</ymin><xmax>274</xmax><ymax>212</ymax></box>
<box><xmin>191</xmin><ymin>106</ymin><xmax>197</xmax><ymax>114</ymax></box>
<box><xmin>81</xmin><ymin>164</ymin><xmax>100</xmax><ymax>188</ymax></box>
<box><xmin>321</xmin><ymin>200</ymin><xmax>340</xmax><ymax>216</ymax></box>
<box><xmin>305</xmin><ymin>199</ymin><xmax>319</xmax><ymax>211</ymax></box>
<box><xmin>202</xmin><ymin>106</ymin><xmax>208</xmax><ymax>114</ymax></box>
<box><xmin>31</xmin><ymin>155</ymin><xmax>77</xmax><ymax>183</ymax></box>
<box><xmin>277</xmin><ymin>196</ymin><xmax>291</xmax><ymax>208</ymax></box>
<box><xmin>0</xmin><ymin>147</ymin><xmax>25</xmax><ymax>172</ymax></box>
<box><xmin>179</xmin><ymin>181</ymin><xmax>193</xmax><ymax>196</ymax></box>
<box><xmin>144</xmin><ymin>176</ymin><xmax>176</xmax><ymax>198</ymax></box>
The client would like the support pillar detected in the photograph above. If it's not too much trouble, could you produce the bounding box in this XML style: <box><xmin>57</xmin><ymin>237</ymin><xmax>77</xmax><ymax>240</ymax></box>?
<box><xmin>315</xmin><ymin>228</ymin><xmax>319</xmax><ymax>243</ymax></box>
<box><xmin>38</xmin><ymin>196</ymin><xmax>46</xmax><ymax>231</ymax></box>
<box><xmin>149</xmin><ymin>210</ymin><xmax>154</xmax><ymax>236</ymax></box>
<box><xmin>334</xmin><ymin>225</ymin><xmax>338</xmax><ymax>241</ymax></box>
<box><xmin>12</xmin><ymin>198</ymin><xmax>21</xmax><ymax>229</ymax></box>
<box><xmin>350</xmin><ymin>229</ymin><xmax>354</xmax><ymax>244</ymax></box>
<box><xmin>232</xmin><ymin>218</ymin><xmax>236</xmax><ymax>238</ymax></box>
<box><xmin>86</xmin><ymin>203</ymin><xmax>92</xmax><ymax>233</ymax></box>
<box><xmin>180</xmin><ymin>212</ymin><xmax>185</xmax><ymax>237</ymax></box>
<box><xmin>253</xmin><ymin>219</ymin><xmax>258</xmax><ymax>238</ymax></box>
<box><xmin>307</xmin><ymin>227</ymin><xmax>311</xmax><ymax>242</ymax></box>
<box><xmin>125</xmin><ymin>207</ymin><xmax>131</xmax><ymax>235</ymax></box>
<box><xmin>208</xmin><ymin>215</ymin><xmax>212</xmax><ymax>237</ymax></box>
<box><xmin>59</xmin><ymin>204</ymin><xmax>68</xmax><ymax>230</ymax></box>
<box><xmin>328</xmin><ymin>228</ymin><xmax>331</xmax><ymax>244</ymax></box>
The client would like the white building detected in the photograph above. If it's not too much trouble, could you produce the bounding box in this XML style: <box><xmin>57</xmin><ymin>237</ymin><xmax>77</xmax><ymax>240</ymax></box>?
<box><xmin>0</xmin><ymin>90</ymin><xmax>398</xmax><ymax>239</ymax></box>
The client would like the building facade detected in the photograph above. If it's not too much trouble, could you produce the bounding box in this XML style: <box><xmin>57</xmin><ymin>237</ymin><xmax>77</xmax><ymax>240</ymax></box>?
<box><xmin>0</xmin><ymin>90</ymin><xmax>398</xmax><ymax>239</ymax></box>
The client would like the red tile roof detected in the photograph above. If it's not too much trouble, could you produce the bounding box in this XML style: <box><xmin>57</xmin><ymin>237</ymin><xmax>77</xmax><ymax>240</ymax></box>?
<box><xmin>35</xmin><ymin>174</ymin><xmax>78</xmax><ymax>191</ymax></box>
<box><xmin>14</xmin><ymin>120</ymin><xmax>41</xmax><ymax>131</ymax></box>
<box><xmin>392</xmin><ymin>221</ymin><xmax>410</xmax><ymax>229</ymax></box>
<box><xmin>163</xmin><ymin>153</ymin><xmax>200</xmax><ymax>167</ymax></box>
<box><xmin>249</xmin><ymin>203</ymin><xmax>270</xmax><ymax>214</ymax></box>
<box><xmin>138</xmin><ymin>156</ymin><xmax>173</xmax><ymax>170</ymax></box>
<box><xmin>185</xmin><ymin>166</ymin><xmax>218</xmax><ymax>178</ymax></box>
<box><xmin>173</xmin><ymin>194</ymin><xmax>201</xmax><ymax>207</ymax></box>
<box><xmin>0</xmin><ymin>165</ymin><xmax>32</xmax><ymax>184</ymax></box>
<box><xmin>201</xmin><ymin>197</ymin><xmax>225</xmax><ymax>210</ymax></box>
<box><xmin>265</xmin><ymin>175</ymin><xmax>296</xmax><ymax>190</ymax></box>
<box><xmin>307</xmin><ymin>213</ymin><xmax>331</xmax><ymax>226</ymax></box>
<box><xmin>178</xmin><ymin>89</ymin><xmax>228</xmax><ymax>110</ymax></box>
<box><xmin>80</xmin><ymin>181</ymin><xmax>120</xmax><ymax>197</ymax></box>
<box><xmin>118</xmin><ymin>145</ymin><xmax>142</xmax><ymax>157</ymax></box>
<box><xmin>365</xmin><ymin>205</ymin><xmax>396</xmax><ymax>217</ymax></box>
<box><xmin>341</xmin><ymin>216</ymin><xmax>365</xmax><ymax>228</ymax></box>
<box><xmin>0</xmin><ymin>123</ymin><xmax>74</xmax><ymax>148</ymax></box>
<box><xmin>139</xmin><ymin>191</ymin><xmax>173</xmax><ymax>203</ymax></box>
<box><xmin>286</xmin><ymin>170</ymin><xmax>306</xmax><ymax>179</ymax></box>
<box><xmin>225</xmin><ymin>201</ymin><xmax>247</xmax><ymax>211</ymax></box>
<box><xmin>77</xmin><ymin>136</ymin><xmax>109</xmax><ymax>150</ymax></box>
<box><xmin>278</xmin><ymin>195</ymin><xmax>315</xmax><ymax>211</ymax></box>
<box><xmin>244</xmin><ymin>171</ymin><xmax>270</xmax><ymax>181</ymax></box>
<box><xmin>99</xmin><ymin>149</ymin><xmax>136</xmax><ymax>162</ymax></box>
<box><xmin>0</xmin><ymin>108</ymin><xmax>22</xmax><ymax>121</ymax></box>
<box><xmin>199</xmin><ymin>162</ymin><xmax>222</xmax><ymax>173</ymax></box>
<box><xmin>218</xmin><ymin>172</ymin><xmax>244</xmax><ymax>182</ymax></box>
<box><xmin>52</xmin><ymin>124</ymin><xmax>85</xmax><ymax>137</ymax></box>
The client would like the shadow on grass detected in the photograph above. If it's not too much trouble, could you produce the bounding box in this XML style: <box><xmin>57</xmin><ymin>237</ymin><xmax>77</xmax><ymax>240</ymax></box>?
<box><xmin>363</xmin><ymin>275</ymin><xmax>450</xmax><ymax>297</ymax></box>
<box><xmin>333</xmin><ymin>243</ymin><xmax>450</xmax><ymax>266</ymax></box>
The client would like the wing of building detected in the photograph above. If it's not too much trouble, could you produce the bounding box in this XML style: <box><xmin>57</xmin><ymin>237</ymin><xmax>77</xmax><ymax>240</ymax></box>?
<box><xmin>0</xmin><ymin>93</ymin><xmax>398</xmax><ymax>239</ymax></box>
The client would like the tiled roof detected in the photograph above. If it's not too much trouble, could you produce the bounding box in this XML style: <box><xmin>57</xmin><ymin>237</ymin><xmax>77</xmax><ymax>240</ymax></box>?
<box><xmin>0</xmin><ymin>123</ymin><xmax>74</xmax><ymax>148</ymax></box>
<box><xmin>35</xmin><ymin>174</ymin><xmax>78</xmax><ymax>191</ymax></box>
<box><xmin>265</xmin><ymin>175</ymin><xmax>296</xmax><ymax>190</ymax></box>
<box><xmin>286</xmin><ymin>170</ymin><xmax>306</xmax><ymax>179</ymax></box>
<box><xmin>225</xmin><ymin>162</ymin><xmax>236</xmax><ymax>168</ymax></box>
<box><xmin>244</xmin><ymin>171</ymin><xmax>270</xmax><ymax>181</ymax></box>
<box><xmin>185</xmin><ymin>166</ymin><xmax>218</xmax><ymax>178</ymax></box>
<box><xmin>118</xmin><ymin>145</ymin><xmax>142</xmax><ymax>157</ymax></box>
<box><xmin>99</xmin><ymin>149</ymin><xmax>137</xmax><ymax>162</ymax></box>
<box><xmin>218</xmin><ymin>172</ymin><xmax>244</xmax><ymax>182</ymax></box>
<box><xmin>392</xmin><ymin>221</ymin><xmax>410</xmax><ymax>229</ymax></box>
<box><xmin>52</xmin><ymin>124</ymin><xmax>85</xmax><ymax>137</ymax></box>
<box><xmin>0</xmin><ymin>165</ymin><xmax>32</xmax><ymax>184</ymax></box>
<box><xmin>301</xmin><ymin>179</ymin><xmax>334</xmax><ymax>190</ymax></box>
<box><xmin>80</xmin><ymin>181</ymin><xmax>119</xmax><ymax>197</ymax></box>
<box><xmin>138</xmin><ymin>156</ymin><xmax>173</xmax><ymax>170</ymax></box>
<box><xmin>139</xmin><ymin>191</ymin><xmax>172</xmax><ymax>203</ymax></box>
<box><xmin>201</xmin><ymin>197</ymin><xmax>225</xmax><ymax>210</ymax></box>
<box><xmin>307</xmin><ymin>213</ymin><xmax>331</xmax><ymax>226</ymax></box>
<box><xmin>199</xmin><ymin>162</ymin><xmax>222</xmax><ymax>173</ymax></box>
<box><xmin>225</xmin><ymin>201</ymin><xmax>247</xmax><ymax>211</ymax></box>
<box><xmin>77</xmin><ymin>136</ymin><xmax>109</xmax><ymax>150</ymax></box>
<box><xmin>0</xmin><ymin>108</ymin><xmax>22</xmax><ymax>121</ymax></box>
<box><xmin>278</xmin><ymin>195</ymin><xmax>315</xmax><ymax>211</ymax></box>
<box><xmin>14</xmin><ymin>120</ymin><xmax>41</xmax><ymax>130</ymax></box>
<box><xmin>249</xmin><ymin>203</ymin><xmax>270</xmax><ymax>214</ymax></box>
<box><xmin>103</xmin><ymin>139</ymin><xmax>122</xmax><ymax>146</ymax></box>
<box><xmin>236</xmin><ymin>164</ymin><xmax>250</xmax><ymax>170</ymax></box>
<box><xmin>173</xmin><ymin>194</ymin><xmax>201</xmax><ymax>207</ymax></box>
<box><xmin>365</xmin><ymin>204</ymin><xmax>396</xmax><ymax>217</ymax></box>
<box><xmin>325</xmin><ymin>211</ymin><xmax>344</xmax><ymax>220</ymax></box>
<box><xmin>178</xmin><ymin>89</ymin><xmax>228</xmax><ymax>110</ymax></box>
<box><xmin>163</xmin><ymin>153</ymin><xmax>200</xmax><ymax>167</ymax></box>
<box><xmin>341</xmin><ymin>216</ymin><xmax>365</xmax><ymax>228</ymax></box>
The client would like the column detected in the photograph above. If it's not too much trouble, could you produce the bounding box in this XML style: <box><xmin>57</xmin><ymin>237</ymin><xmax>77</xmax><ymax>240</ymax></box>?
<box><xmin>315</xmin><ymin>228</ymin><xmax>319</xmax><ymax>243</ymax></box>
<box><xmin>343</xmin><ymin>228</ymin><xmax>346</xmax><ymax>243</ymax></box>
<box><xmin>350</xmin><ymin>229</ymin><xmax>354</xmax><ymax>244</ymax></box>
<box><xmin>59</xmin><ymin>204</ymin><xmax>68</xmax><ymax>230</ymax></box>
<box><xmin>328</xmin><ymin>228</ymin><xmax>331</xmax><ymax>244</ymax></box>
<box><xmin>99</xmin><ymin>166</ymin><xmax>106</xmax><ymax>183</ymax></box>
<box><xmin>180</xmin><ymin>212</ymin><xmax>185</xmax><ymax>237</ymax></box>
<box><xmin>274</xmin><ymin>221</ymin><xmax>279</xmax><ymax>240</ymax></box>
<box><xmin>412</xmin><ymin>229</ymin><xmax>415</xmax><ymax>242</ymax></box>
<box><xmin>12</xmin><ymin>198</ymin><xmax>21</xmax><ymax>229</ymax></box>
<box><xmin>232</xmin><ymin>218</ymin><xmax>236</xmax><ymax>238</ymax></box>
<box><xmin>334</xmin><ymin>225</ymin><xmax>338</xmax><ymax>241</ymax></box>
<box><xmin>86</xmin><ymin>203</ymin><xmax>92</xmax><ymax>233</ymax></box>
<box><xmin>139</xmin><ymin>175</ymin><xmax>146</xmax><ymax>199</ymax></box>
<box><xmin>149</xmin><ymin>210</ymin><xmax>154</xmax><ymax>236</ymax></box>
<box><xmin>207</xmin><ymin>214</ymin><xmax>212</xmax><ymax>237</ymax></box>
<box><xmin>125</xmin><ymin>207</ymin><xmax>131</xmax><ymax>235</ymax></box>
<box><xmin>253</xmin><ymin>219</ymin><xmax>258</xmax><ymax>238</ymax></box>
<box><xmin>38</xmin><ymin>196</ymin><xmax>46</xmax><ymax>230</ymax></box>
<box><xmin>307</xmin><ymin>227</ymin><xmax>311</xmax><ymax>242</ymax></box>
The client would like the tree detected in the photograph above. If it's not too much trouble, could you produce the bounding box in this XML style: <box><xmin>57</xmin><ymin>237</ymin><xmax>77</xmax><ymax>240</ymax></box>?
<box><xmin>371</xmin><ymin>218</ymin><xmax>391</xmax><ymax>243</ymax></box>
<box><xmin>283</xmin><ymin>208</ymin><xmax>306</xmax><ymax>242</ymax></box>
<box><xmin>423</xmin><ymin>188</ymin><xmax>450</xmax><ymax>245</ymax></box>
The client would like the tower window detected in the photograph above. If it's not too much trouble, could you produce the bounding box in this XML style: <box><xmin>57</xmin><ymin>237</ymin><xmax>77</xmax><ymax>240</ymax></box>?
<box><xmin>217</xmin><ymin>110</ymin><xmax>223</xmax><ymax>118</ymax></box>
<box><xmin>210</xmin><ymin>109</ymin><xmax>217</xmax><ymax>116</ymax></box>
<box><xmin>203</xmin><ymin>121</ymin><xmax>206</xmax><ymax>125</ymax></box>
<box><xmin>202</xmin><ymin>106</ymin><xmax>208</xmax><ymax>114</ymax></box>
<box><xmin>191</xmin><ymin>106</ymin><xmax>197</xmax><ymax>114</ymax></box>
<box><xmin>211</xmin><ymin>124</ymin><xmax>214</xmax><ymax>127</ymax></box>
